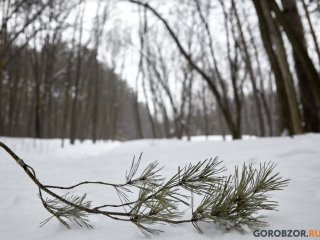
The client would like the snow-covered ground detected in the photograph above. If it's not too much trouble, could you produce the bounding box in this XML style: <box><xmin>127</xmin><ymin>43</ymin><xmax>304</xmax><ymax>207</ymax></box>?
<box><xmin>0</xmin><ymin>134</ymin><xmax>319</xmax><ymax>239</ymax></box>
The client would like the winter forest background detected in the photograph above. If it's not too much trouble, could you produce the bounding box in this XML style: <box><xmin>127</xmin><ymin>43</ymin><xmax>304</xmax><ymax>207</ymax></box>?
<box><xmin>0</xmin><ymin>0</ymin><xmax>319</xmax><ymax>142</ymax></box>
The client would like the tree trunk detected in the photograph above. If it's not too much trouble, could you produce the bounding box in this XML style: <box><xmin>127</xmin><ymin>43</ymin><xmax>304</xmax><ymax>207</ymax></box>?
<box><xmin>70</xmin><ymin>8</ymin><xmax>84</xmax><ymax>144</ymax></box>
<box><xmin>281</xmin><ymin>0</ymin><xmax>320</xmax><ymax>132</ymax></box>
<box><xmin>269</xmin><ymin>0</ymin><xmax>320</xmax><ymax>105</ymax></box>
<box><xmin>253</xmin><ymin>0</ymin><xmax>303</xmax><ymax>135</ymax></box>
<box><xmin>232</xmin><ymin>0</ymin><xmax>265</xmax><ymax>136</ymax></box>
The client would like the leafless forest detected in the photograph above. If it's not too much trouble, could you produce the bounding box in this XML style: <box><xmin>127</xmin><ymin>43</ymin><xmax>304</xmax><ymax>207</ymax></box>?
<box><xmin>0</xmin><ymin>0</ymin><xmax>319</xmax><ymax>143</ymax></box>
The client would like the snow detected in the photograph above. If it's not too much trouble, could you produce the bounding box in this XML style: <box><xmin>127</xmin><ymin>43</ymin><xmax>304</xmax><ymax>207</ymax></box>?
<box><xmin>1</xmin><ymin>134</ymin><xmax>320</xmax><ymax>239</ymax></box>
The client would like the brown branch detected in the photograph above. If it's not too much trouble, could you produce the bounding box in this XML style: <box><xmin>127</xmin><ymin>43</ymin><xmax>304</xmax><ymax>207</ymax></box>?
<box><xmin>0</xmin><ymin>141</ymin><xmax>127</xmax><ymax>218</ymax></box>
<box><xmin>0</xmin><ymin>141</ymin><xmax>194</xmax><ymax>223</ymax></box>
<box><xmin>44</xmin><ymin>181</ymin><xmax>125</xmax><ymax>190</ymax></box>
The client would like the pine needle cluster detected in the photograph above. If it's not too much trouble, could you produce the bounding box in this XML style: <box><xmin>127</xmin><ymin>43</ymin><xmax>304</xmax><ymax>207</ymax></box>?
<box><xmin>40</xmin><ymin>193</ymin><xmax>93</xmax><ymax>229</ymax></box>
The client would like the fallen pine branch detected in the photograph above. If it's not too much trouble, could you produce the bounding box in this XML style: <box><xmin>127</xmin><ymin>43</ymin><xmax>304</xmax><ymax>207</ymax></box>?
<box><xmin>0</xmin><ymin>141</ymin><xmax>289</xmax><ymax>237</ymax></box>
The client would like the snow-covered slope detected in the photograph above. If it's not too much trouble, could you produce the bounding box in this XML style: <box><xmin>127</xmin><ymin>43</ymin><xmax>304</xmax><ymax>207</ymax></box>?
<box><xmin>0</xmin><ymin>135</ymin><xmax>319</xmax><ymax>239</ymax></box>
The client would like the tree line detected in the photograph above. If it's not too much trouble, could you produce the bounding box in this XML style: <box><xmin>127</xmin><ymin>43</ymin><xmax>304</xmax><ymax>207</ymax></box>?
<box><xmin>128</xmin><ymin>0</ymin><xmax>320</xmax><ymax>139</ymax></box>
<box><xmin>0</xmin><ymin>0</ymin><xmax>319</xmax><ymax>142</ymax></box>
<box><xmin>0</xmin><ymin>0</ymin><xmax>156</xmax><ymax>143</ymax></box>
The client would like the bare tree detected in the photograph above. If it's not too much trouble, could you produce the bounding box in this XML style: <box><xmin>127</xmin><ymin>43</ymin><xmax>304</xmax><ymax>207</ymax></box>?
<box><xmin>280</xmin><ymin>0</ymin><xmax>320</xmax><ymax>132</ymax></box>
<box><xmin>252</xmin><ymin>0</ymin><xmax>303</xmax><ymax>135</ymax></box>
